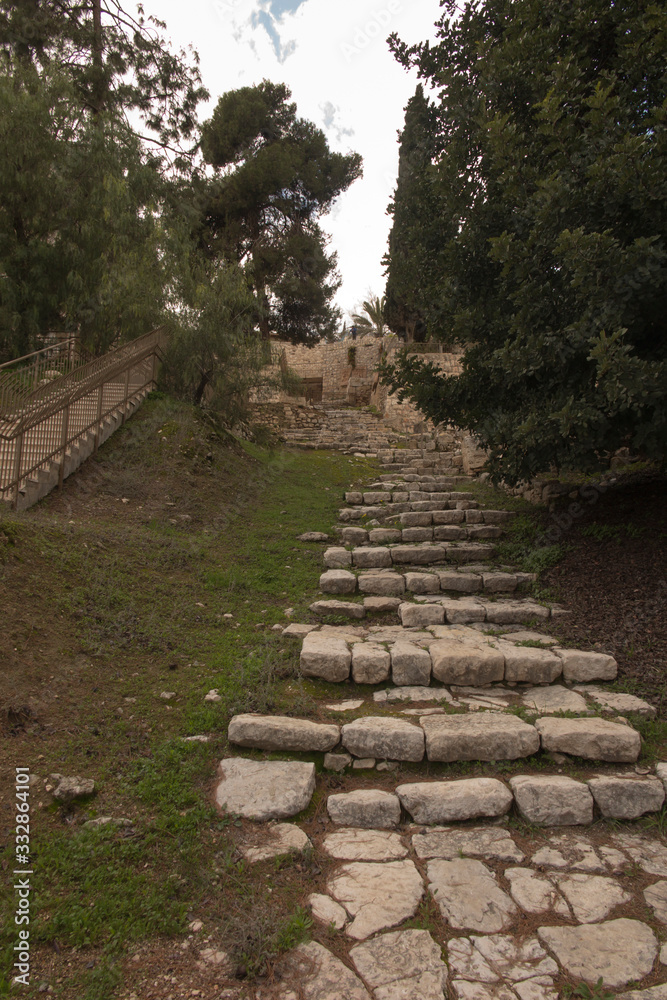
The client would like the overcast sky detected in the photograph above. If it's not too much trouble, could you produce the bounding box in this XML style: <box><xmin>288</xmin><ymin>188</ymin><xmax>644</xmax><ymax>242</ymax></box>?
<box><xmin>138</xmin><ymin>0</ymin><xmax>440</xmax><ymax>321</ymax></box>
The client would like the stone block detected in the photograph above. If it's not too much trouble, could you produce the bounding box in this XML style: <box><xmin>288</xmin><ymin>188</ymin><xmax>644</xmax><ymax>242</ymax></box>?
<box><xmin>557</xmin><ymin>649</ymin><xmax>618</xmax><ymax>682</ymax></box>
<box><xmin>588</xmin><ymin>775</ymin><xmax>665</xmax><ymax>819</ymax></box>
<box><xmin>399</xmin><ymin>603</ymin><xmax>445</xmax><ymax>627</ymax></box>
<box><xmin>352</xmin><ymin>643</ymin><xmax>391</xmax><ymax>685</ymax></box>
<box><xmin>447</xmin><ymin>544</ymin><xmax>496</xmax><ymax>563</ymax></box>
<box><xmin>324</xmin><ymin>546</ymin><xmax>352</xmax><ymax>569</ymax></box>
<box><xmin>464</xmin><ymin>509</ymin><xmax>484</xmax><ymax>524</ymax></box>
<box><xmin>353</xmin><ymin>546</ymin><xmax>392</xmax><ymax>569</ymax></box>
<box><xmin>404</xmin><ymin>572</ymin><xmax>441</xmax><ymax>594</ymax></box>
<box><xmin>432</xmin><ymin>510</ymin><xmax>465</xmax><ymax>524</ymax></box>
<box><xmin>341</xmin><ymin>527</ymin><xmax>369</xmax><ymax>545</ymax></box>
<box><xmin>498</xmin><ymin>643</ymin><xmax>562</xmax><ymax>684</ymax></box>
<box><xmin>482</xmin><ymin>573</ymin><xmax>518</xmax><ymax>593</ymax></box>
<box><xmin>341</xmin><ymin>716</ymin><xmax>425</xmax><ymax>762</ymax></box>
<box><xmin>327</xmin><ymin>789</ymin><xmax>401</xmax><ymax>829</ymax></box>
<box><xmin>483</xmin><ymin>599</ymin><xmax>550</xmax><ymax>624</ymax></box>
<box><xmin>358</xmin><ymin>572</ymin><xmax>406</xmax><ymax>596</ymax></box>
<box><xmin>345</xmin><ymin>492</ymin><xmax>364</xmax><ymax>504</ymax></box>
<box><xmin>509</xmin><ymin>775</ymin><xmax>594</xmax><ymax>825</ymax></box>
<box><xmin>430</xmin><ymin>637</ymin><xmax>504</xmax><ymax>686</ymax></box>
<box><xmin>441</xmin><ymin>598</ymin><xmax>487</xmax><ymax>624</ymax></box>
<box><xmin>400</xmin><ymin>511</ymin><xmax>433</xmax><ymax>527</ymax></box>
<box><xmin>468</xmin><ymin>526</ymin><xmax>504</xmax><ymax>539</ymax></box>
<box><xmin>402</xmin><ymin>527</ymin><xmax>434</xmax><ymax>542</ymax></box>
<box><xmin>300</xmin><ymin>632</ymin><xmax>351</xmax><ymax>682</ymax></box>
<box><xmin>422</xmin><ymin>712</ymin><xmax>540</xmax><ymax>762</ymax></box>
<box><xmin>391</xmin><ymin>544</ymin><xmax>448</xmax><ymax>566</ymax></box>
<box><xmin>391</xmin><ymin>641</ymin><xmax>432</xmax><ymax>686</ymax></box>
<box><xmin>434</xmin><ymin>526</ymin><xmax>466</xmax><ymax>540</ymax></box>
<box><xmin>368</xmin><ymin>528</ymin><xmax>402</xmax><ymax>544</ymax></box>
<box><xmin>228</xmin><ymin>714</ymin><xmax>340</xmax><ymax>752</ymax></box>
<box><xmin>364</xmin><ymin>492</ymin><xmax>392</xmax><ymax>504</ymax></box>
<box><xmin>438</xmin><ymin>571</ymin><xmax>482</xmax><ymax>593</ymax></box>
<box><xmin>535</xmin><ymin>717</ymin><xmax>641</xmax><ymax>762</ymax></box>
<box><xmin>397</xmin><ymin>777</ymin><xmax>512</xmax><ymax>824</ymax></box>
<box><xmin>320</xmin><ymin>569</ymin><xmax>357</xmax><ymax>594</ymax></box>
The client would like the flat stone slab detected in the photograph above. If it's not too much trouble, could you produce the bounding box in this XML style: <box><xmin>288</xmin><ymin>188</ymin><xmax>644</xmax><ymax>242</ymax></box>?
<box><xmin>588</xmin><ymin>775</ymin><xmax>665</xmax><ymax>818</ymax></box>
<box><xmin>327</xmin><ymin>789</ymin><xmax>401</xmax><ymax>829</ymax></box>
<box><xmin>310</xmin><ymin>600</ymin><xmax>366</xmax><ymax>620</ymax></box>
<box><xmin>298</xmin><ymin>531</ymin><xmax>330</xmax><ymax>542</ymax></box>
<box><xmin>422</xmin><ymin>712</ymin><xmax>540</xmax><ymax>762</ymax></box>
<box><xmin>522</xmin><ymin>686</ymin><xmax>588</xmax><ymax>714</ymax></box>
<box><xmin>323</xmin><ymin>828</ymin><xmax>408</xmax><ymax>861</ymax></box>
<box><xmin>509</xmin><ymin>775</ymin><xmax>594</xmax><ymax>826</ymax></box>
<box><xmin>643</xmin><ymin>881</ymin><xmax>667</xmax><ymax>923</ymax></box>
<box><xmin>375</xmin><ymin>685</ymin><xmax>453</xmax><ymax>704</ymax></box>
<box><xmin>325</xmin><ymin>700</ymin><xmax>364</xmax><ymax>713</ymax></box>
<box><xmin>241</xmin><ymin>823</ymin><xmax>311</xmax><ymax>862</ymax></box>
<box><xmin>505</xmin><ymin>868</ymin><xmax>569</xmax><ymax>917</ymax></box>
<box><xmin>617</xmin><ymin>989</ymin><xmax>667</xmax><ymax>1000</ymax></box>
<box><xmin>427</xmin><ymin>858</ymin><xmax>518</xmax><ymax>932</ymax></box>
<box><xmin>278</xmin><ymin>941</ymin><xmax>371</xmax><ymax>1000</ymax></box>
<box><xmin>350</xmin><ymin>929</ymin><xmax>448</xmax><ymax>1000</ymax></box>
<box><xmin>430</xmin><ymin>637</ymin><xmax>504</xmax><ymax>686</ymax></box>
<box><xmin>575</xmin><ymin>685</ymin><xmax>656</xmax><ymax>718</ymax></box>
<box><xmin>215</xmin><ymin>758</ymin><xmax>315</xmax><ymax>821</ymax></box>
<box><xmin>611</xmin><ymin>834</ymin><xmax>667</xmax><ymax>876</ymax></box>
<box><xmin>342</xmin><ymin>716</ymin><xmax>425</xmax><ymax>762</ymax></box>
<box><xmin>537</xmin><ymin>918</ymin><xmax>657</xmax><ymax>987</ymax></box>
<box><xmin>556</xmin><ymin>873</ymin><xmax>631</xmax><ymax>922</ymax></box>
<box><xmin>320</xmin><ymin>569</ymin><xmax>358</xmax><ymax>594</ymax></box>
<box><xmin>397</xmin><ymin>778</ymin><xmax>512</xmax><ymax>824</ymax></box>
<box><xmin>482</xmin><ymin>599</ymin><xmax>550</xmax><ymax>624</ymax></box>
<box><xmin>300</xmin><ymin>632</ymin><xmax>351</xmax><ymax>682</ymax></box>
<box><xmin>364</xmin><ymin>595</ymin><xmax>403</xmax><ymax>611</ymax></box>
<box><xmin>327</xmin><ymin>860</ymin><xmax>424</xmax><ymax>940</ymax></box>
<box><xmin>227</xmin><ymin>714</ymin><xmax>340</xmax><ymax>752</ymax></box>
<box><xmin>282</xmin><ymin>623</ymin><xmax>319</xmax><ymax>638</ymax></box>
<box><xmin>535</xmin><ymin>716</ymin><xmax>641</xmax><ymax>762</ymax></box>
<box><xmin>557</xmin><ymin>648</ymin><xmax>617</xmax><ymax>682</ymax></box>
<box><xmin>308</xmin><ymin>893</ymin><xmax>347</xmax><ymax>930</ymax></box>
<box><xmin>450</xmin><ymin>934</ymin><xmax>557</xmax><ymax>983</ymax></box>
<box><xmin>413</xmin><ymin>826</ymin><xmax>524</xmax><ymax>863</ymax></box>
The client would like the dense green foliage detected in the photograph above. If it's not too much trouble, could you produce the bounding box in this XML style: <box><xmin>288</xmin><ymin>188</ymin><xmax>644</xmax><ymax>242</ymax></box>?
<box><xmin>0</xmin><ymin>1</ymin><xmax>207</xmax><ymax>358</ymax></box>
<box><xmin>351</xmin><ymin>294</ymin><xmax>387</xmax><ymax>337</ymax></box>
<box><xmin>381</xmin><ymin>0</ymin><xmax>667</xmax><ymax>483</ymax></box>
<box><xmin>383</xmin><ymin>85</ymin><xmax>439</xmax><ymax>342</ymax></box>
<box><xmin>199</xmin><ymin>80</ymin><xmax>363</xmax><ymax>345</ymax></box>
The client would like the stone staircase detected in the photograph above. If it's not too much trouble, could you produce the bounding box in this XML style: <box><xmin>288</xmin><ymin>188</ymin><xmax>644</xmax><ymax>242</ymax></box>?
<box><xmin>212</xmin><ymin>463</ymin><xmax>667</xmax><ymax>999</ymax></box>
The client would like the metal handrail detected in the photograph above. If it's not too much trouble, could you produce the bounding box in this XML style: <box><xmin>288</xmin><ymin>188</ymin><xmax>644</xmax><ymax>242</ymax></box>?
<box><xmin>0</xmin><ymin>327</ymin><xmax>168</xmax><ymax>507</ymax></box>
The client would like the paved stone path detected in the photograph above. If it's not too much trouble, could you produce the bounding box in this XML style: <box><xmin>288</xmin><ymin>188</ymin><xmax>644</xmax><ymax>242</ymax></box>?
<box><xmin>213</xmin><ymin>454</ymin><xmax>667</xmax><ymax>997</ymax></box>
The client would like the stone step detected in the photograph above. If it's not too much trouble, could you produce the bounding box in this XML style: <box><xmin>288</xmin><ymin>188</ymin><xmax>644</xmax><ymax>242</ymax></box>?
<box><xmin>226</xmin><ymin>708</ymin><xmax>642</xmax><ymax>765</ymax></box>
<box><xmin>297</xmin><ymin>623</ymin><xmax>616</xmax><ymax>688</ymax></box>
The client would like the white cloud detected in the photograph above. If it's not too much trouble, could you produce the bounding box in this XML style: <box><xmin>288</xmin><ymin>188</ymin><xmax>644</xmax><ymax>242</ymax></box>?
<box><xmin>139</xmin><ymin>0</ymin><xmax>439</xmax><ymax>318</ymax></box>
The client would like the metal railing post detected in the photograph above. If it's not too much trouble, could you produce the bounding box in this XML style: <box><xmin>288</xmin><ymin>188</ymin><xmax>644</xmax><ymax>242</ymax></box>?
<box><xmin>13</xmin><ymin>430</ymin><xmax>23</xmax><ymax>508</ymax></box>
<box><xmin>121</xmin><ymin>366</ymin><xmax>130</xmax><ymax>424</ymax></box>
<box><xmin>94</xmin><ymin>383</ymin><xmax>104</xmax><ymax>452</ymax></box>
<box><xmin>58</xmin><ymin>403</ymin><xmax>70</xmax><ymax>489</ymax></box>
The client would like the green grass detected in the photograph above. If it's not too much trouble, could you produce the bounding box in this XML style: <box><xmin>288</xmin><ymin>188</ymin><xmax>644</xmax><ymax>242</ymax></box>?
<box><xmin>0</xmin><ymin>396</ymin><xmax>382</xmax><ymax>997</ymax></box>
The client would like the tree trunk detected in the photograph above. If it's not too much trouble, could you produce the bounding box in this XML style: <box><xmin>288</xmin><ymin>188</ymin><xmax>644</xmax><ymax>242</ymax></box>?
<box><xmin>91</xmin><ymin>0</ymin><xmax>105</xmax><ymax>116</ymax></box>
